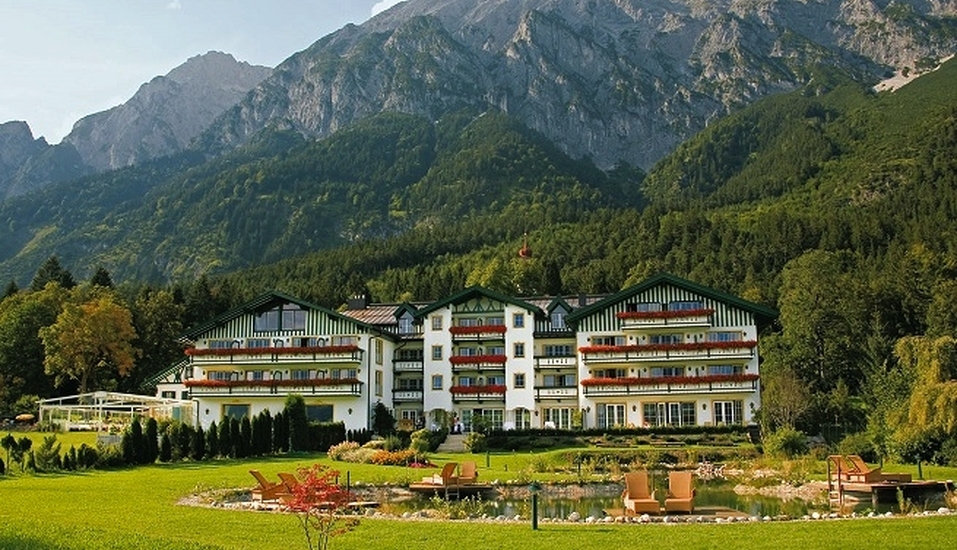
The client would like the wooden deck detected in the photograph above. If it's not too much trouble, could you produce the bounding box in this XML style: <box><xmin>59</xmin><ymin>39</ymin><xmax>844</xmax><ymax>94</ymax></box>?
<box><xmin>836</xmin><ymin>480</ymin><xmax>953</xmax><ymax>507</ymax></box>
<box><xmin>604</xmin><ymin>506</ymin><xmax>750</xmax><ymax>519</ymax></box>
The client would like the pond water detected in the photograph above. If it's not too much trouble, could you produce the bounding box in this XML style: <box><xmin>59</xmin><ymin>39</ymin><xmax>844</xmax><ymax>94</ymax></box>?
<box><xmin>375</xmin><ymin>480</ymin><xmax>941</xmax><ymax>519</ymax></box>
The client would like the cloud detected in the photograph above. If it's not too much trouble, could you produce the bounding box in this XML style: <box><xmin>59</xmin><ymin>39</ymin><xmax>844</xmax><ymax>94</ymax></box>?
<box><xmin>371</xmin><ymin>0</ymin><xmax>404</xmax><ymax>17</ymax></box>
<box><xmin>166</xmin><ymin>1</ymin><xmax>181</xmax><ymax>9</ymax></box>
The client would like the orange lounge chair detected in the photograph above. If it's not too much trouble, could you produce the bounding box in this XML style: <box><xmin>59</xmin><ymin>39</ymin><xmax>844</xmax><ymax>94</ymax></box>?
<box><xmin>453</xmin><ymin>461</ymin><xmax>478</xmax><ymax>485</ymax></box>
<box><xmin>249</xmin><ymin>470</ymin><xmax>288</xmax><ymax>502</ymax></box>
<box><xmin>844</xmin><ymin>455</ymin><xmax>912</xmax><ymax>483</ymax></box>
<box><xmin>622</xmin><ymin>471</ymin><xmax>659</xmax><ymax>515</ymax></box>
<box><xmin>664</xmin><ymin>470</ymin><xmax>695</xmax><ymax>513</ymax></box>
<box><xmin>422</xmin><ymin>462</ymin><xmax>459</xmax><ymax>486</ymax></box>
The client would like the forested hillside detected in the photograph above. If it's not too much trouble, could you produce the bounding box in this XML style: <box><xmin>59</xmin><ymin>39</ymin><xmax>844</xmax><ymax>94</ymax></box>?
<box><xmin>0</xmin><ymin>110</ymin><xmax>639</xmax><ymax>284</ymax></box>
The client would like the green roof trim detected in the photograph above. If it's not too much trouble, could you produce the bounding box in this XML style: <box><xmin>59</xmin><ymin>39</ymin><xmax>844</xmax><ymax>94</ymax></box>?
<box><xmin>392</xmin><ymin>302</ymin><xmax>419</xmax><ymax>319</ymax></box>
<box><xmin>181</xmin><ymin>290</ymin><xmax>395</xmax><ymax>342</ymax></box>
<box><xmin>413</xmin><ymin>286</ymin><xmax>543</xmax><ymax>319</ymax></box>
<box><xmin>564</xmin><ymin>273</ymin><xmax>778</xmax><ymax>329</ymax></box>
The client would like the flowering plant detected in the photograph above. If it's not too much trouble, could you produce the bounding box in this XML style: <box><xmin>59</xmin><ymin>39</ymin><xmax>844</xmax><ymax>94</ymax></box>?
<box><xmin>449</xmin><ymin>354</ymin><xmax>508</xmax><ymax>365</ymax></box>
<box><xmin>449</xmin><ymin>325</ymin><xmax>507</xmax><ymax>335</ymax></box>
<box><xmin>285</xmin><ymin>464</ymin><xmax>358</xmax><ymax>550</ymax></box>
<box><xmin>616</xmin><ymin>308</ymin><xmax>714</xmax><ymax>320</ymax></box>
<box><xmin>581</xmin><ymin>373</ymin><xmax>759</xmax><ymax>387</ymax></box>
<box><xmin>185</xmin><ymin>345</ymin><xmax>361</xmax><ymax>357</ymax></box>
<box><xmin>579</xmin><ymin>340</ymin><xmax>757</xmax><ymax>354</ymax></box>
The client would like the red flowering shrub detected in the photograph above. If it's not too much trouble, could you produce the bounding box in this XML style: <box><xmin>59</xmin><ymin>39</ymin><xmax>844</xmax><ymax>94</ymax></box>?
<box><xmin>579</xmin><ymin>340</ymin><xmax>757</xmax><ymax>354</ymax></box>
<box><xmin>616</xmin><ymin>308</ymin><xmax>714</xmax><ymax>320</ymax></box>
<box><xmin>185</xmin><ymin>345</ymin><xmax>360</xmax><ymax>357</ymax></box>
<box><xmin>448</xmin><ymin>354</ymin><xmax>507</xmax><ymax>365</ymax></box>
<box><xmin>286</xmin><ymin>464</ymin><xmax>358</xmax><ymax>550</ymax></box>
<box><xmin>449</xmin><ymin>325</ymin><xmax>507</xmax><ymax>335</ymax></box>
<box><xmin>448</xmin><ymin>384</ymin><xmax>507</xmax><ymax>395</ymax></box>
<box><xmin>580</xmin><ymin>374</ymin><xmax>759</xmax><ymax>387</ymax></box>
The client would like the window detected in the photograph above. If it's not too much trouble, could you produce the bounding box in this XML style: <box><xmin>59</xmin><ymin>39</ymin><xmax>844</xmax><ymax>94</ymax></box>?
<box><xmin>161</xmin><ymin>391</ymin><xmax>175</xmax><ymax>399</ymax></box>
<box><xmin>208</xmin><ymin>339</ymin><xmax>233</xmax><ymax>349</ymax></box>
<box><xmin>597</xmin><ymin>404</ymin><xmax>626</xmax><ymax>429</ymax></box>
<box><xmin>650</xmin><ymin>366</ymin><xmax>684</xmax><ymax>377</ymax></box>
<box><xmin>592</xmin><ymin>335</ymin><xmax>625</xmax><ymax>346</ymax></box>
<box><xmin>431</xmin><ymin>374</ymin><xmax>443</xmax><ymax>390</ymax></box>
<box><xmin>649</xmin><ymin>333</ymin><xmax>683</xmax><ymax>345</ymax></box>
<box><xmin>514</xmin><ymin>373</ymin><xmax>526</xmax><ymax>388</ymax></box>
<box><xmin>626</xmin><ymin>302</ymin><xmax>662</xmax><ymax>312</ymax></box>
<box><xmin>669</xmin><ymin>300</ymin><xmax>704</xmax><ymax>311</ymax></box>
<box><xmin>180</xmin><ymin>390</ymin><xmax>189</xmax><ymax>400</ymax></box>
<box><xmin>593</xmin><ymin>368</ymin><xmax>626</xmax><ymax>379</ymax></box>
<box><xmin>642</xmin><ymin>402</ymin><xmax>696</xmax><ymax>427</ymax></box>
<box><xmin>250</xmin><ymin>370</ymin><xmax>265</xmax><ymax>381</ymax></box>
<box><xmin>487</xmin><ymin>375</ymin><xmax>505</xmax><ymax>386</ymax></box>
<box><xmin>398</xmin><ymin>316</ymin><xmax>414</xmax><ymax>334</ymax></box>
<box><xmin>486</xmin><ymin>316</ymin><xmax>504</xmax><ymax>326</ymax></box>
<box><xmin>209</xmin><ymin>371</ymin><xmax>233</xmax><ymax>381</ymax></box>
<box><xmin>375</xmin><ymin>370</ymin><xmax>383</xmax><ymax>397</ymax></box>
<box><xmin>396</xmin><ymin>348</ymin><xmax>423</xmax><ymax>361</ymax></box>
<box><xmin>713</xmin><ymin>400</ymin><xmax>744</xmax><ymax>425</ymax></box>
<box><xmin>223</xmin><ymin>404</ymin><xmax>250</xmax><ymax>421</ymax></box>
<box><xmin>254</xmin><ymin>303</ymin><xmax>306</xmax><ymax>332</ymax></box>
<box><xmin>432</xmin><ymin>345</ymin><xmax>443</xmax><ymax>360</ymax></box>
<box><xmin>487</xmin><ymin>346</ymin><xmax>505</xmax><ymax>356</ymax></box>
<box><xmin>397</xmin><ymin>378</ymin><xmax>423</xmax><ymax>390</ymax></box>
<box><xmin>291</xmin><ymin>369</ymin><xmax>311</xmax><ymax>380</ymax></box>
<box><xmin>707</xmin><ymin>331</ymin><xmax>743</xmax><ymax>342</ymax></box>
<box><xmin>513</xmin><ymin>313</ymin><xmax>525</xmax><ymax>328</ymax></box>
<box><xmin>550</xmin><ymin>310</ymin><xmax>567</xmax><ymax>330</ymax></box>
<box><xmin>431</xmin><ymin>315</ymin><xmax>443</xmax><ymax>331</ymax></box>
<box><xmin>543</xmin><ymin>407</ymin><xmax>573</xmax><ymax>429</ymax></box>
<box><xmin>542</xmin><ymin>374</ymin><xmax>575</xmax><ymax>387</ymax></box>
<box><xmin>458</xmin><ymin>376</ymin><xmax>476</xmax><ymax>386</ymax></box>
<box><xmin>305</xmin><ymin>405</ymin><xmax>333</xmax><ymax>423</ymax></box>
<box><xmin>707</xmin><ymin>365</ymin><xmax>743</xmax><ymax>376</ymax></box>
<box><xmin>515</xmin><ymin>408</ymin><xmax>531</xmax><ymax>430</ymax></box>
<box><xmin>247</xmin><ymin>338</ymin><xmax>270</xmax><ymax>349</ymax></box>
<box><xmin>457</xmin><ymin>347</ymin><xmax>479</xmax><ymax>356</ymax></box>
<box><xmin>331</xmin><ymin>368</ymin><xmax>357</xmax><ymax>380</ymax></box>
<box><xmin>514</xmin><ymin>342</ymin><xmax>525</xmax><ymax>358</ymax></box>
<box><xmin>458</xmin><ymin>317</ymin><xmax>482</xmax><ymax>327</ymax></box>
<box><xmin>375</xmin><ymin>339</ymin><xmax>383</xmax><ymax>365</ymax></box>
<box><xmin>543</xmin><ymin>344</ymin><xmax>573</xmax><ymax>357</ymax></box>
<box><xmin>331</xmin><ymin>335</ymin><xmax>357</xmax><ymax>346</ymax></box>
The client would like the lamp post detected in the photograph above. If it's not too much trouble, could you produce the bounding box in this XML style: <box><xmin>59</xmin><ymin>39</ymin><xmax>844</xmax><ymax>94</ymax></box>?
<box><xmin>529</xmin><ymin>480</ymin><xmax>542</xmax><ymax>530</ymax></box>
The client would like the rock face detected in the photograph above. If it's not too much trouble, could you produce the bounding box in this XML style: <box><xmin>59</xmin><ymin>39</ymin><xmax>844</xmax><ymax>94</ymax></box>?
<box><xmin>0</xmin><ymin>121</ymin><xmax>88</xmax><ymax>199</ymax></box>
<box><xmin>201</xmin><ymin>0</ymin><xmax>957</xmax><ymax>169</ymax></box>
<box><xmin>63</xmin><ymin>51</ymin><xmax>272</xmax><ymax>171</ymax></box>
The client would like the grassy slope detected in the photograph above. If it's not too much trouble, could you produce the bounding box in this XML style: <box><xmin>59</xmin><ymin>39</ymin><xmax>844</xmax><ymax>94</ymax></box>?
<box><xmin>1</xmin><ymin>442</ymin><xmax>956</xmax><ymax>549</ymax></box>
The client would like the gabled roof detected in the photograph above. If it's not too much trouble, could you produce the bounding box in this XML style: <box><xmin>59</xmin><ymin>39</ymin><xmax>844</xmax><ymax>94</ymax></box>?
<box><xmin>181</xmin><ymin>290</ymin><xmax>394</xmax><ymax>342</ymax></box>
<box><xmin>546</xmin><ymin>296</ymin><xmax>573</xmax><ymax>314</ymax></box>
<box><xmin>564</xmin><ymin>273</ymin><xmax>778</xmax><ymax>329</ymax></box>
<box><xmin>393</xmin><ymin>302</ymin><xmax>419</xmax><ymax>319</ymax></box>
<box><xmin>413</xmin><ymin>286</ymin><xmax>543</xmax><ymax>319</ymax></box>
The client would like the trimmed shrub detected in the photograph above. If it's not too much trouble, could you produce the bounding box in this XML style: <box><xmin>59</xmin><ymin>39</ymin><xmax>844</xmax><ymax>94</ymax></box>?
<box><xmin>327</xmin><ymin>441</ymin><xmax>361</xmax><ymax>461</ymax></box>
<box><xmin>159</xmin><ymin>433</ymin><xmax>172</xmax><ymax>463</ymax></box>
<box><xmin>464</xmin><ymin>432</ymin><xmax>487</xmax><ymax>453</ymax></box>
<box><xmin>206</xmin><ymin>421</ymin><xmax>219</xmax><ymax>458</ymax></box>
<box><xmin>285</xmin><ymin>394</ymin><xmax>309</xmax><ymax>452</ymax></box>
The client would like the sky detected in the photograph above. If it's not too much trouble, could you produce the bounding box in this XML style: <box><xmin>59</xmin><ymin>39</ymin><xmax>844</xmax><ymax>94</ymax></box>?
<box><xmin>0</xmin><ymin>0</ymin><xmax>406</xmax><ymax>144</ymax></box>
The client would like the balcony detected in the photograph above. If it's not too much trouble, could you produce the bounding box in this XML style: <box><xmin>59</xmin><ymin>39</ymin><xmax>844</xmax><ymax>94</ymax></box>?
<box><xmin>579</xmin><ymin>341</ymin><xmax>757</xmax><ymax>365</ymax></box>
<box><xmin>186</xmin><ymin>345</ymin><xmax>364</xmax><ymax>365</ymax></box>
<box><xmin>449</xmin><ymin>384</ymin><xmax>506</xmax><ymax>403</ymax></box>
<box><xmin>184</xmin><ymin>377</ymin><xmax>363</xmax><ymax>397</ymax></box>
<box><xmin>393</xmin><ymin>360</ymin><xmax>423</xmax><ymax>373</ymax></box>
<box><xmin>534</xmin><ymin>356</ymin><xmax>577</xmax><ymax>369</ymax></box>
<box><xmin>450</xmin><ymin>354</ymin><xmax>507</xmax><ymax>372</ymax></box>
<box><xmin>580</xmin><ymin>374</ymin><xmax>758</xmax><ymax>397</ymax></box>
<box><xmin>393</xmin><ymin>389</ymin><xmax>424</xmax><ymax>402</ymax></box>
<box><xmin>449</xmin><ymin>325</ymin><xmax>507</xmax><ymax>342</ymax></box>
<box><xmin>616</xmin><ymin>309</ymin><xmax>714</xmax><ymax>330</ymax></box>
<box><xmin>534</xmin><ymin>386</ymin><xmax>579</xmax><ymax>401</ymax></box>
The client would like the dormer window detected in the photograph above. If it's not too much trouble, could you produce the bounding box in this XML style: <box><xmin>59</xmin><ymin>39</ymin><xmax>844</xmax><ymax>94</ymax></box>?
<box><xmin>551</xmin><ymin>308</ymin><xmax>567</xmax><ymax>330</ymax></box>
<box><xmin>254</xmin><ymin>303</ymin><xmax>306</xmax><ymax>332</ymax></box>
<box><xmin>398</xmin><ymin>315</ymin><xmax>414</xmax><ymax>334</ymax></box>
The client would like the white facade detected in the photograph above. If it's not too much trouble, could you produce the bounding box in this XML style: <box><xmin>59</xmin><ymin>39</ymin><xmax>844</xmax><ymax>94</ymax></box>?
<box><xmin>156</xmin><ymin>275</ymin><xmax>775</xmax><ymax>432</ymax></box>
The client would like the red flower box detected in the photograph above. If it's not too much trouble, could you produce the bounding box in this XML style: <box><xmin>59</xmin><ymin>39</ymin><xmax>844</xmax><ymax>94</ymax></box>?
<box><xmin>185</xmin><ymin>345</ymin><xmax>361</xmax><ymax>357</ymax></box>
<box><xmin>579</xmin><ymin>340</ymin><xmax>757</xmax><ymax>354</ymax></box>
<box><xmin>449</xmin><ymin>325</ymin><xmax>507</xmax><ymax>335</ymax></box>
<box><xmin>185</xmin><ymin>377</ymin><xmax>361</xmax><ymax>388</ymax></box>
<box><xmin>581</xmin><ymin>374</ymin><xmax>759</xmax><ymax>387</ymax></box>
<box><xmin>449</xmin><ymin>384</ymin><xmax>507</xmax><ymax>395</ymax></box>
<box><xmin>449</xmin><ymin>354</ymin><xmax>508</xmax><ymax>365</ymax></box>
<box><xmin>616</xmin><ymin>308</ymin><xmax>714</xmax><ymax>320</ymax></box>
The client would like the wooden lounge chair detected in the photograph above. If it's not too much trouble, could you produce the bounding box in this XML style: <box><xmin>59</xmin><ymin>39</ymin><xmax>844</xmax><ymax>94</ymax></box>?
<box><xmin>844</xmin><ymin>455</ymin><xmax>912</xmax><ymax>483</ymax></box>
<box><xmin>453</xmin><ymin>461</ymin><xmax>478</xmax><ymax>485</ymax></box>
<box><xmin>422</xmin><ymin>462</ymin><xmax>459</xmax><ymax>486</ymax></box>
<box><xmin>622</xmin><ymin>471</ymin><xmax>659</xmax><ymax>515</ymax></box>
<box><xmin>664</xmin><ymin>470</ymin><xmax>695</xmax><ymax>513</ymax></box>
<box><xmin>249</xmin><ymin>470</ymin><xmax>287</xmax><ymax>502</ymax></box>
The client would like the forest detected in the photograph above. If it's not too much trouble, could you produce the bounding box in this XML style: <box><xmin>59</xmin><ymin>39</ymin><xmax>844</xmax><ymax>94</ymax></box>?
<box><xmin>1</xmin><ymin>60</ymin><xmax>957</xmax><ymax>466</ymax></box>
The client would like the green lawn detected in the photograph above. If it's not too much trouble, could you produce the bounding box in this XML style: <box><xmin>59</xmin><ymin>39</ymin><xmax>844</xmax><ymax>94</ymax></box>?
<box><xmin>1</xmin><ymin>449</ymin><xmax>956</xmax><ymax>550</ymax></box>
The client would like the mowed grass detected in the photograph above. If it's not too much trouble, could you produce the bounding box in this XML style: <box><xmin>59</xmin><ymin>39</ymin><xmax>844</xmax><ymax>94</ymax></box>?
<box><xmin>2</xmin><ymin>448</ymin><xmax>957</xmax><ymax>550</ymax></box>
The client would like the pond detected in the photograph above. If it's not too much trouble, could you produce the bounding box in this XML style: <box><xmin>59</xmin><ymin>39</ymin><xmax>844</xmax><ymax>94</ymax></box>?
<box><xmin>372</xmin><ymin>479</ymin><xmax>943</xmax><ymax>520</ymax></box>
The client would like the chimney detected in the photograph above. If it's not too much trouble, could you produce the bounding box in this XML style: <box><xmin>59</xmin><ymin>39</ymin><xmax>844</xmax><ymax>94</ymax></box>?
<box><xmin>347</xmin><ymin>294</ymin><xmax>368</xmax><ymax>310</ymax></box>
<box><xmin>578</xmin><ymin>293</ymin><xmax>588</xmax><ymax>307</ymax></box>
